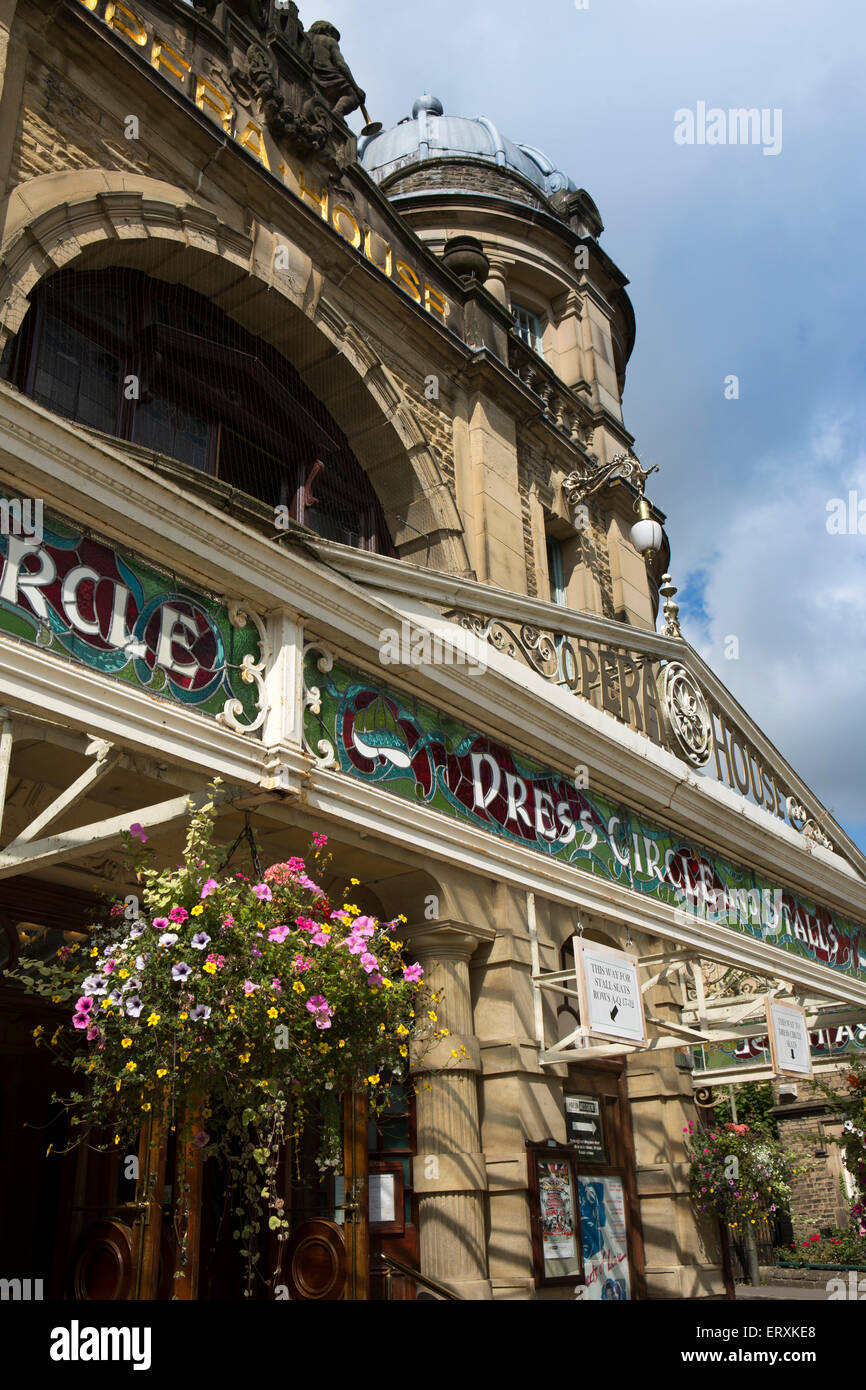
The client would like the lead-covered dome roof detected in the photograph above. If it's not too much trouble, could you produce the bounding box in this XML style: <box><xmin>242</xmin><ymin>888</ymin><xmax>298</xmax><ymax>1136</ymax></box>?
<box><xmin>359</xmin><ymin>95</ymin><xmax>576</xmax><ymax>201</ymax></box>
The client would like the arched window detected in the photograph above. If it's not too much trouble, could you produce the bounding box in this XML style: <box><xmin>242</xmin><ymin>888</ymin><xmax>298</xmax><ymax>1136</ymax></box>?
<box><xmin>4</xmin><ymin>268</ymin><xmax>394</xmax><ymax>554</ymax></box>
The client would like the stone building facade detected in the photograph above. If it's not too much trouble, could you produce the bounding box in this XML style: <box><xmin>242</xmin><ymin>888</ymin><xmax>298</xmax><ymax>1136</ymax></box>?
<box><xmin>0</xmin><ymin>0</ymin><xmax>864</xmax><ymax>1302</ymax></box>
<box><xmin>773</xmin><ymin>1075</ymin><xmax>855</xmax><ymax>1234</ymax></box>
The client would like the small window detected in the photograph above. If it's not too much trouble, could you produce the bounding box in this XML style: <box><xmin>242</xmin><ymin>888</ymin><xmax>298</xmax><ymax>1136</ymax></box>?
<box><xmin>546</xmin><ymin>537</ymin><xmax>568</xmax><ymax>607</ymax></box>
<box><xmin>512</xmin><ymin>302</ymin><xmax>545</xmax><ymax>357</ymax></box>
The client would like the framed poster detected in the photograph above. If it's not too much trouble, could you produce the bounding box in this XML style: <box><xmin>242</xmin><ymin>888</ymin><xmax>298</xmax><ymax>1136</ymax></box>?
<box><xmin>369</xmin><ymin>1162</ymin><xmax>404</xmax><ymax>1235</ymax></box>
<box><xmin>577</xmin><ymin>1171</ymin><xmax>632</xmax><ymax>1301</ymax></box>
<box><xmin>565</xmin><ymin>1094</ymin><xmax>607</xmax><ymax>1162</ymax></box>
<box><xmin>573</xmin><ymin>939</ymin><xmax>647</xmax><ymax>1046</ymax></box>
<box><xmin>527</xmin><ymin>1144</ymin><xmax>584</xmax><ymax>1286</ymax></box>
<box><xmin>766</xmin><ymin>998</ymin><xmax>813</xmax><ymax>1077</ymax></box>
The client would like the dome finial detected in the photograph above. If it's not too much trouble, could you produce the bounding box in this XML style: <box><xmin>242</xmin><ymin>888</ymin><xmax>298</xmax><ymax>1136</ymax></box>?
<box><xmin>412</xmin><ymin>93</ymin><xmax>444</xmax><ymax>118</ymax></box>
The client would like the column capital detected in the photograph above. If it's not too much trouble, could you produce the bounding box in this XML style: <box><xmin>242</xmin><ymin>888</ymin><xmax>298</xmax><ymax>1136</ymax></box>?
<box><xmin>405</xmin><ymin>919</ymin><xmax>496</xmax><ymax>962</ymax></box>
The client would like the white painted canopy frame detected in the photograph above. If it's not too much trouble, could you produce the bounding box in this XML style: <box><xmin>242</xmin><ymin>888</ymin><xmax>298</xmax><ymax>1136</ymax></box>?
<box><xmin>0</xmin><ymin>716</ymin><xmax>260</xmax><ymax>880</ymax></box>
<box><xmin>526</xmin><ymin>910</ymin><xmax>866</xmax><ymax>1065</ymax></box>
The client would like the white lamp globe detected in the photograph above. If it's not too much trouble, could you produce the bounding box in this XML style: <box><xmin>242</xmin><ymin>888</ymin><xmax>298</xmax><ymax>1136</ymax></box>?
<box><xmin>630</xmin><ymin>518</ymin><xmax>664</xmax><ymax>556</ymax></box>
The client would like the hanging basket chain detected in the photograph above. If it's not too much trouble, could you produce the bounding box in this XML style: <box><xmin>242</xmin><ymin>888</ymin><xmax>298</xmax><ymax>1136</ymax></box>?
<box><xmin>218</xmin><ymin>812</ymin><xmax>263</xmax><ymax>881</ymax></box>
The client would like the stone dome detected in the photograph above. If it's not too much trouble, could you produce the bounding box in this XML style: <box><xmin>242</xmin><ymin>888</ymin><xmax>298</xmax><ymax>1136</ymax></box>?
<box><xmin>359</xmin><ymin>95</ymin><xmax>576</xmax><ymax>201</ymax></box>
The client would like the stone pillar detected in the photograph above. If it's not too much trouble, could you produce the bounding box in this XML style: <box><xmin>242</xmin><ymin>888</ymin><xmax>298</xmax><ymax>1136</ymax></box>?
<box><xmin>406</xmin><ymin>920</ymin><xmax>496</xmax><ymax>1299</ymax></box>
<box><xmin>485</xmin><ymin>257</ymin><xmax>510</xmax><ymax>307</ymax></box>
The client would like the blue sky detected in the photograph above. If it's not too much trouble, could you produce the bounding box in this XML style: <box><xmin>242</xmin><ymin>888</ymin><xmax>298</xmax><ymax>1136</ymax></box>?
<box><xmin>191</xmin><ymin>2</ymin><xmax>866</xmax><ymax>851</ymax></box>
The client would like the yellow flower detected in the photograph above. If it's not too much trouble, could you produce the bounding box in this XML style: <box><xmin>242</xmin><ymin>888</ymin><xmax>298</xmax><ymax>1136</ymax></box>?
<box><xmin>90</xmin><ymin>948</ymin><xmax>99</xmax><ymax>958</ymax></box>
<box><xmin>399</xmin><ymin>1045</ymin><xmax>408</xmax><ymax>1058</ymax></box>
<box><xmin>156</xmin><ymin>1068</ymin><xmax>168</xmax><ymax>1079</ymax></box>
<box><xmin>398</xmin><ymin>915</ymin><xmax>407</xmax><ymax>924</ymax></box>
<box><xmin>440</xmin><ymin>1028</ymin><xmax>450</xmax><ymax>1036</ymax></box>
<box><xmin>179</xmin><ymin>1012</ymin><xmax>188</xmax><ymax>1021</ymax></box>
<box><xmin>121</xmin><ymin>1038</ymin><xmax>133</xmax><ymax>1049</ymax></box>
<box><xmin>114</xmin><ymin>1134</ymin><xmax>121</xmax><ymax>1145</ymax></box>
<box><xmin>379</xmin><ymin>1023</ymin><xmax>386</xmax><ymax>1032</ymax></box>
<box><xmin>239</xmin><ymin>1052</ymin><xmax>250</xmax><ymax>1064</ymax></box>
<box><xmin>428</xmin><ymin>1011</ymin><xmax>437</xmax><ymax>1022</ymax></box>
<box><xmin>268</xmin><ymin>1008</ymin><xmax>278</xmax><ymax>1019</ymax></box>
<box><xmin>51</xmin><ymin>995</ymin><xmax>62</xmax><ymax>1004</ymax></box>
<box><xmin>118</xmin><ymin>969</ymin><xmax>129</xmax><ymax>980</ymax></box>
<box><xmin>338</xmin><ymin>1040</ymin><xmax>346</xmax><ymax>1048</ymax></box>
<box><xmin>203</xmin><ymin>961</ymin><xmax>217</xmax><ymax>975</ymax></box>
<box><xmin>115</xmin><ymin>1080</ymin><xmax>122</xmax><ymax>1092</ymax></box>
<box><xmin>293</xmin><ymin>981</ymin><xmax>305</xmax><ymax>995</ymax></box>
<box><xmin>451</xmin><ymin>1049</ymin><xmax>459</xmax><ymax>1059</ymax></box>
<box><xmin>350</xmin><ymin>878</ymin><xmax>360</xmax><ymax>886</ymax></box>
<box><xmin>32</xmin><ymin>1025</ymin><xmax>44</xmax><ymax>1040</ymax></box>
<box><xmin>367</xmin><ymin>1074</ymin><xmax>380</xmax><ymax>1086</ymax></box>
<box><xmin>318</xmin><ymin>1043</ymin><xmax>331</xmax><ymax>1053</ymax></box>
<box><xmin>396</xmin><ymin>1024</ymin><xmax>409</xmax><ymax>1036</ymax></box>
<box><xmin>146</xmin><ymin>1013</ymin><xmax>160</xmax><ymax>1027</ymax></box>
<box><xmin>125</xmin><ymin>1061</ymin><xmax>137</xmax><ymax>1072</ymax></box>
<box><xmin>383</xmin><ymin>979</ymin><xmax>393</xmax><ymax>989</ymax></box>
<box><xmin>141</xmin><ymin>1103</ymin><xmax>151</xmax><ymax>1112</ymax></box>
<box><xmin>190</xmin><ymin>905</ymin><xmax>204</xmax><ymax>917</ymax></box>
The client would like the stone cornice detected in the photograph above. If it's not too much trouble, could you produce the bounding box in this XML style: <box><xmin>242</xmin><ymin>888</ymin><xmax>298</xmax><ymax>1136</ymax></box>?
<box><xmin>0</xmin><ymin>388</ymin><xmax>864</xmax><ymax>918</ymax></box>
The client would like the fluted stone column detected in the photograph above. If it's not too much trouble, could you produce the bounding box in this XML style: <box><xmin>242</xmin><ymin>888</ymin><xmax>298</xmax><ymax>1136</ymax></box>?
<box><xmin>406</xmin><ymin>920</ymin><xmax>496</xmax><ymax>1299</ymax></box>
<box><xmin>485</xmin><ymin>257</ymin><xmax>510</xmax><ymax>307</ymax></box>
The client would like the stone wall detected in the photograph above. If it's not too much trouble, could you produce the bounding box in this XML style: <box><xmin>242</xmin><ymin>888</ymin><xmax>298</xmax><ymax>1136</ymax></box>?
<box><xmin>385</xmin><ymin>158</ymin><xmax>552</xmax><ymax>214</ymax></box>
<box><xmin>773</xmin><ymin>1074</ymin><xmax>851</xmax><ymax>1232</ymax></box>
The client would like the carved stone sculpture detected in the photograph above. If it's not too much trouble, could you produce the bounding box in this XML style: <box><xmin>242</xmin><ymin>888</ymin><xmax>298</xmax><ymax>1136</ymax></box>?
<box><xmin>306</xmin><ymin>20</ymin><xmax>365</xmax><ymax>118</ymax></box>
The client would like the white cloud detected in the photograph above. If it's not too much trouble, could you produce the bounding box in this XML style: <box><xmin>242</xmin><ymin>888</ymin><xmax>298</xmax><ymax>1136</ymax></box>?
<box><xmin>686</xmin><ymin>411</ymin><xmax>866</xmax><ymax>832</ymax></box>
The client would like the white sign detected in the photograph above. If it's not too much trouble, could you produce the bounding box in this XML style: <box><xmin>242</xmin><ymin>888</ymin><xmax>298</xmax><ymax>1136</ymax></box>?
<box><xmin>766</xmin><ymin>999</ymin><xmax>813</xmax><ymax>1077</ymax></box>
<box><xmin>574</xmin><ymin>940</ymin><xmax>647</xmax><ymax>1046</ymax></box>
<box><xmin>369</xmin><ymin>1173</ymin><xmax>396</xmax><ymax>1226</ymax></box>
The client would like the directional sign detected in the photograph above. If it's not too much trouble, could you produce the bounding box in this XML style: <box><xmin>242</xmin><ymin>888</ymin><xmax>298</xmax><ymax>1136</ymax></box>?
<box><xmin>766</xmin><ymin>999</ymin><xmax>813</xmax><ymax>1077</ymax></box>
<box><xmin>573</xmin><ymin>940</ymin><xmax>647</xmax><ymax>1047</ymax></box>
<box><xmin>565</xmin><ymin>1095</ymin><xmax>607</xmax><ymax>1162</ymax></box>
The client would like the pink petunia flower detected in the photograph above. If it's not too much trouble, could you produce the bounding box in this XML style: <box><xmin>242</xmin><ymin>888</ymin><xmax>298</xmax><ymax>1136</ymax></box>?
<box><xmin>403</xmin><ymin>963</ymin><xmax>423</xmax><ymax>983</ymax></box>
<box><xmin>168</xmin><ymin>907</ymin><xmax>188</xmax><ymax>924</ymax></box>
<box><xmin>201</xmin><ymin>878</ymin><xmax>218</xmax><ymax>900</ymax></box>
<box><xmin>244</xmin><ymin>980</ymin><xmax>259</xmax><ymax>995</ymax></box>
<box><xmin>312</xmin><ymin>833</ymin><xmax>328</xmax><ymax>848</ymax></box>
<box><xmin>129</xmin><ymin>823</ymin><xmax>148</xmax><ymax>844</ymax></box>
<box><xmin>268</xmin><ymin>924</ymin><xmax>290</xmax><ymax>944</ymax></box>
<box><xmin>360</xmin><ymin>953</ymin><xmax>378</xmax><ymax>973</ymax></box>
<box><xmin>253</xmin><ymin>883</ymin><xmax>273</xmax><ymax>902</ymax></box>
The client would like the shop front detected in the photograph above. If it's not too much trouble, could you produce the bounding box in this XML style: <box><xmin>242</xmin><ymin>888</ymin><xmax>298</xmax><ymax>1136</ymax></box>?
<box><xmin>0</xmin><ymin>0</ymin><xmax>865</xmax><ymax>1303</ymax></box>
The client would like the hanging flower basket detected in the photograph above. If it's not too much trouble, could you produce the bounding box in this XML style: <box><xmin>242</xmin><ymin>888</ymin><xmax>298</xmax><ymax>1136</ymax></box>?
<box><xmin>16</xmin><ymin>784</ymin><xmax>438</xmax><ymax>1284</ymax></box>
<box><xmin>683</xmin><ymin>1121</ymin><xmax>795</xmax><ymax>1234</ymax></box>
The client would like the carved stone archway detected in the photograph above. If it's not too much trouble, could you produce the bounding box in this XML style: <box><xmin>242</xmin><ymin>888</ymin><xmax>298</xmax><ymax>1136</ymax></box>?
<box><xmin>0</xmin><ymin>171</ymin><xmax>471</xmax><ymax>574</ymax></box>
